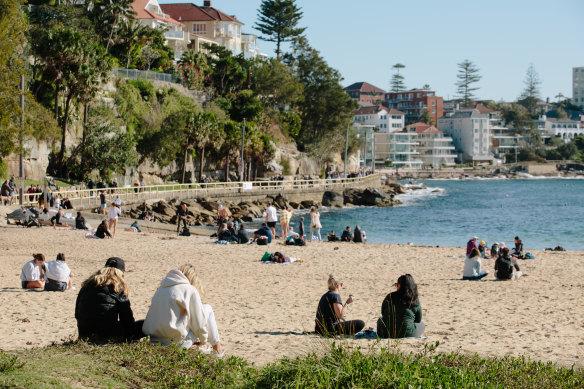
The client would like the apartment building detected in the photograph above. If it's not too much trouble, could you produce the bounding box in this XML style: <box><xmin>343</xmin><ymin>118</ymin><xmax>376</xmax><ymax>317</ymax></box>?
<box><xmin>535</xmin><ymin>115</ymin><xmax>583</xmax><ymax>143</ymax></box>
<box><xmin>438</xmin><ymin>109</ymin><xmax>493</xmax><ymax>164</ymax></box>
<box><xmin>573</xmin><ymin>67</ymin><xmax>584</xmax><ymax>110</ymax></box>
<box><xmin>385</xmin><ymin>89</ymin><xmax>444</xmax><ymax>125</ymax></box>
<box><xmin>160</xmin><ymin>1</ymin><xmax>261</xmax><ymax>58</ymax></box>
<box><xmin>405</xmin><ymin>123</ymin><xmax>456</xmax><ymax>167</ymax></box>
<box><xmin>344</xmin><ymin>82</ymin><xmax>386</xmax><ymax>105</ymax></box>
<box><xmin>352</xmin><ymin>105</ymin><xmax>405</xmax><ymax>132</ymax></box>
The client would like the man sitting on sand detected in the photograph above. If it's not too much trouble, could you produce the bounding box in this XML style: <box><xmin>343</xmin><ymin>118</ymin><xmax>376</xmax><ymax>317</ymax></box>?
<box><xmin>341</xmin><ymin>226</ymin><xmax>352</xmax><ymax>242</ymax></box>
<box><xmin>495</xmin><ymin>248</ymin><xmax>522</xmax><ymax>281</ymax></box>
<box><xmin>253</xmin><ymin>223</ymin><xmax>272</xmax><ymax>245</ymax></box>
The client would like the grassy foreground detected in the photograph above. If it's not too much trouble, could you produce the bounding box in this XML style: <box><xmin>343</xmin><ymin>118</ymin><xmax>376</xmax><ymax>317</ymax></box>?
<box><xmin>1</xmin><ymin>341</ymin><xmax>582</xmax><ymax>388</ymax></box>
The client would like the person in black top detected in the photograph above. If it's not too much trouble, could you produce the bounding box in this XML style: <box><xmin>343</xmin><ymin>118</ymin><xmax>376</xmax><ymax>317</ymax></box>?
<box><xmin>315</xmin><ymin>274</ymin><xmax>365</xmax><ymax>336</ymax></box>
<box><xmin>237</xmin><ymin>223</ymin><xmax>249</xmax><ymax>244</ymax></box>
<box><xmin>176</xmin><ymin>203</ymin><xmax>188</xmax><ymax>235</ymax></box>
<box><xmin>75</xmin><ymin>212</ymin><xmax>88</xmax><ymax>230</ymax></box>
<box><xmin>341</xmin><ymin>226</ymin><xmax>353</xmax><ymax>242</ymax></box>
<box><xmin>511</xmin><ymin>236</ymin><xmax>524</xmax><ymax>258</ymax></box>
<box><xmin>75</xmin><ymin>257</ymin><xmax>144</xmax><ymax>343</ymax></box>
<box><xmin>495</xmin><ymin>248</ymin><xmax>522</xmax><ymax>280</ymax></box>
<box><xmin>99</xmin><ymin>191</ymin><xmax>107</xmax><ymax>214</ymax></box>
<box><xmin>95</xmin><ymin>220</ymin><xmax>112</xmax><ymax>239</ymax></box>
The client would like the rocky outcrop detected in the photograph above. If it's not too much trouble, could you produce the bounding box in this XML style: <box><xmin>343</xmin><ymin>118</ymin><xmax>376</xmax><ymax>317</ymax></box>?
<box><xmin>321</xmin><ymin>191</ymin><xmax>344</xmax><ymax>207</ymax></box>
<box><xmin>343</xmin><ymin>188</ymin><xmax>395</xmax><ymax>207</ymax></box>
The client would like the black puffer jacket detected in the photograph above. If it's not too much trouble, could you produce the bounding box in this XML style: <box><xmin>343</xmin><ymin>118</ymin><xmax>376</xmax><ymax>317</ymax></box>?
<box><xmin>75</xmin><ymin>285</ymin><xmax>136</xmax><ymax>342</ymax></box>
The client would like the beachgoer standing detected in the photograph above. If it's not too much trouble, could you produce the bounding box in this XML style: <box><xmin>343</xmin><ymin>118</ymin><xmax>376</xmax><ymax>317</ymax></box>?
<box><xmin>108</xmin><ymin>203</ymin><xmax>121</xmax><ymax>236</ymax></box>
<box><xmin>279</xmin><ymin>206</ymin><xmax>293</xmax><ymax>239</ymax></box>
<box><xmin>263</xmin><ymin>202</ymin><xmax>278</xmax><ymax>239</ymax></box>
<box><xmin>309</xmin><ymin>207</ymin><xmax>322</xmax><ymax>242</ymax></box>
<box><xmin>176</xmin><ymin>203</ymin><xmax>188</xmax><ymax>235</ymax></box>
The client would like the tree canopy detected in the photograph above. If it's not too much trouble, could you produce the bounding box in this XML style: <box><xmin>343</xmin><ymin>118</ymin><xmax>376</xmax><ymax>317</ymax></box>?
<box><xmin>455</xmin><ymin>59</ymin><xmax>481</xmax><ymax>106</ymax></box>
<box><xmin>255</xmin><ymin>0</ymin><xmax>306</xmax><ymax>58</ymax></box>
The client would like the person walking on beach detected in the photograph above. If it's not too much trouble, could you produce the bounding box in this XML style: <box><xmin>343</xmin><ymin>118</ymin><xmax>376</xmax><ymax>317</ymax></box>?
<box><xmin>108</xmin><ymin>203</ymin><xmax>121</xmax><ymax>236</ymax></box>
<box><xmin>142</xmin><ymin>264</ymin><xmax>225</xmax><ymax>357</ymax></box>
<box><xmin>75</xmin><ymin>257</ymin><xmax>144</xmax><ymax>343</ymax></box>
<box><xmin>263</xmin><ymin>202</ymin><xmax>277</xmax><ymax>239</ymax></box>
<box><xmin>176</xmin><ymin>203</ymin><xmax>188</xmax><ymax>235</ymax></box>
<box><xmin>99</xmin><ymin>191</ymin><xmax>107</xmax><ymax>215</ymax></box>
<box><xmin>309</xmin><ymin>206</ymin><xmax>322</xmax><ymax>242</ymax></box>
<box><xmin>315</xmin><ymin>274</ymin><xmax>365</xmax><ymax>336</ymax></box>
<box><xmin>377</xmin><ymin>274</ymin><xmax>425</xmax><ymax>338</ymax></box>
<box><xmin>20</xmin><ymin>253</ymin><xmax>46</xmax><ymax>289</ymax></box>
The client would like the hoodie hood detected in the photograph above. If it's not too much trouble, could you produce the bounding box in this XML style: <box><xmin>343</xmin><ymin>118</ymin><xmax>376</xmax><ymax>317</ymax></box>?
<box><xmin>159</xmin><ymin>268</ymin><xmax>191</xmax><ymax>288</ymax></box>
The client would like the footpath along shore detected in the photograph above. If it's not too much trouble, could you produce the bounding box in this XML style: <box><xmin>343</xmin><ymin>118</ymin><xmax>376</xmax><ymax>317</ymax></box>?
<box><xmin>0</xmin><ymin>226</ymin><xmax>582</xmax><ymax>367</ymax></box>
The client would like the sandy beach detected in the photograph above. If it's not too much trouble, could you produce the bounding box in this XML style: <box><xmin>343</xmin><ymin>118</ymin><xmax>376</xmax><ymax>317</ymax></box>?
<box><xmin>1</xmin><ymin>223</ymin><xmax>583</xmax><ymax>368</ymax></box>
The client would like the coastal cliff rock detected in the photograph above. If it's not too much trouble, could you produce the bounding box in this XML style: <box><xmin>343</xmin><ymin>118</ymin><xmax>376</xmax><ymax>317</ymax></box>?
<box><xmin>343</xmin><ymin>188</ymin><xmax>395</xmax><ymax>207</ymax></box>
<box><xmin>322</xmin><ymin>191</ymin><xmax>344</xmax><ymax>207</ymax></box>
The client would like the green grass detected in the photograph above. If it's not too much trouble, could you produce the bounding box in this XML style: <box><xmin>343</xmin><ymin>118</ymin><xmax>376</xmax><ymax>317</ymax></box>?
<box><xmin>0</xmin><ymin>341</ymin><xmax>582</xmax><ymax>388</ymax></box>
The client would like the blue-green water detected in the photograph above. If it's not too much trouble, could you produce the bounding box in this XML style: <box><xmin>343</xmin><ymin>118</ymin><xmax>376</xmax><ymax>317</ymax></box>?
<box><xmin>290</xmin><ymin>178</ymin><xmax>584</xmax><ymax>250</ymax></box>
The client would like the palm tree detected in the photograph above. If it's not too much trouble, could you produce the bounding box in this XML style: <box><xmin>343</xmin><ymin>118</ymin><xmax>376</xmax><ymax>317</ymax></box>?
<box><xmin>118</xmin><ymin>19</ymin><xmax>151</xmax><ymax>68</ymax></box>
<box><xmin>99</xmin><ymin>0</ymin><xmax>136</xmax><ymax>53</ymax></box>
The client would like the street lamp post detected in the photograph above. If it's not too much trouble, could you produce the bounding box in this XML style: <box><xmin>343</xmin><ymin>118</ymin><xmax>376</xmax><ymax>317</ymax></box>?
<box><xmin>239</xmin><ymin>118</ymin><xmax>245</xmax><ymax>182</ymax></box>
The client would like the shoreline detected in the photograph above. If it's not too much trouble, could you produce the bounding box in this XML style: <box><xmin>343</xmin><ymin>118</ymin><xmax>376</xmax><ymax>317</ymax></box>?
<box><xmin>1</xmin><ymin>225</ymin><xmax>582</xmax><ymax>368</ymax></box>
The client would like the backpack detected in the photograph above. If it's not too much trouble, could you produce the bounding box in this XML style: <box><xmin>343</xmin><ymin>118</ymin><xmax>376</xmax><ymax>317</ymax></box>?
<box><xmin>294</xmin><ymin>237</ymin><xmax>306</xmax><ymax>246</ymax></box>
<box><xmin>181</xmin><ymin>227</ymin><xmax>191</xmax><ymax>236</ymax></box>
<box><xmin>524</xmin><ymin>252</ymin><xmax>535</xmax><ymax>259</ymax></box>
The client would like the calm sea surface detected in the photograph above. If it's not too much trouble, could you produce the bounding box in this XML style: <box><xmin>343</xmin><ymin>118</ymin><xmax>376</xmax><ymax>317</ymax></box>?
<box><xmin>288</xmin><ymin>178</ymin><xmax>584</xmax><ymax>251</ymax></box>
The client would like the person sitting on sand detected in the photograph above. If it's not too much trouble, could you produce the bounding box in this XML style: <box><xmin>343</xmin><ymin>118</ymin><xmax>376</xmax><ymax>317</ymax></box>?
<box><xmin>217</xmin><ymin>223</ymin><xmax>236</xmax><ymax>243</ymax></box>
<box><xmin>327</xmin><ymin>230</ymin><xmax>339</xmax><ymax>242</ymax></box>
<box><xmin>315</xmin><ymin>274</ymin><xmax>365</xmax><ymax>336</ymax></box>
<box><xmin>478</xmin><ymin>240</ymin><xmax>490</xmax><ymax>258</ymax></box>
<box><xmin>95</xmin><ymin>220</ymin><xmax>112</xmax><ymax>239</ymax></box>
<box><xmin>75</xmin><ymin>212</ymin><xmax>88</xmax><ymax>230</ymax></box>
<box><xmin>462</xmin><ymin>248</ymin><xmax>488</xmax><ymax>281</ymax></box>
<box><xmin>466</xmin><ymin>236</ymin><xmax>479</xmax><ymax>256</ymax></box>
<box><xmin>75</xmin><ymin>257</ymin><xmax>144</xmax><ymax>343</ymax></box>
<box><xmin>253</xmin><ymin>223</ymin><xmax>272</xmax><ymax>245</ymax></box>
<box><xmin>353</xmin><ymin>226</ymin><xmax>366</xmax><ymax>243</ymax></box>
<box><xmin>491</xmin><ymin>242</ymin><xmax>500</xmax><ymax>258</ymax></box>
<box><xmin>142</xmin><ymin>264</ymin><xmax>224</xmax><ymax>357</ymax></box>
<box><xmin>511</xmin><ymin>236</ymin><xmax>524</xmax><ymax>258</ymax></box>
<box><xmin>495</xmin><ymin>248</ymin><xmax>522</xmax><ymax>281</ymax></box>
<box><xmin>237</xmin><ymin>223</ymin><xmax>249</xmax><ymax>244</ymax></box>
<box><xmin>377</xmin><ymin>274</ymin><xmax>425</xmax><ymax>338</ymax></box>
<box><xmin>20</xmin><ymin>253</ymin><xmax>46</xmax><ymax>289</ymax></box>
<box><xmin>44</xmin><ymin>253</ymin><xmax>73</xmax><ymax>291</ymax></box>
<box><xmin>340</xmin><ymin>226</ymin><xmax>352</xmax><ymax>242</ymax></box>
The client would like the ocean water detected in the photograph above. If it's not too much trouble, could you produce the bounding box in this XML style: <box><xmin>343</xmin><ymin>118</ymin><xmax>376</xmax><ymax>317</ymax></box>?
<box><xmin>292</xmin><ymin>178</ymin><xmax>584</xmax><ymax>250</ymax></box>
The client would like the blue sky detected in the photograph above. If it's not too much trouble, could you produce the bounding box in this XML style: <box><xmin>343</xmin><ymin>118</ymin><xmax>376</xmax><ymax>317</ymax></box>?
<box><xmin>161</xmin><ymin>0</ymin><xmax>584</xmax><ymax>102</ymax></box>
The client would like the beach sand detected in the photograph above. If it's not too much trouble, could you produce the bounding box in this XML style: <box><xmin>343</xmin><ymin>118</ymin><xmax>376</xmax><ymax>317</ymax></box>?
<box><xmin>1</xmin><ymin>224</ymin><xmax>583</xmax><ymax>368</ymax></box>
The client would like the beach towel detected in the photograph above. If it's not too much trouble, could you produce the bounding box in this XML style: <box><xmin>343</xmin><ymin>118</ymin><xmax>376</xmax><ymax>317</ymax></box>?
<box><xmin>85</xmin><ymin>232</ymin><xmax>95</xmax><ymax>239</ymax></box>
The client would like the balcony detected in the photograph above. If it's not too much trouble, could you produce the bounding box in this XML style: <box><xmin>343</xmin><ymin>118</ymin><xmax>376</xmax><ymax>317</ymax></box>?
<box><xmin>164</xmin><ymin>30</ymin><xmax>184</xmax><ymax>40</ymax></box>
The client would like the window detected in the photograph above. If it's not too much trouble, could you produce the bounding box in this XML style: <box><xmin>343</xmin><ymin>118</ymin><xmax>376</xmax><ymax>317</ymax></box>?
<box><xmin>432</xmin><ymin>101</ymin><xmax>436</xmax><ymax>106</ymax></box>
<box><xmin>193</xmin><ymin>23</ymin><xmax>206</xmax><ymax>35</ymax></box>
<box><xmin>432</xmin><ymin>109</ymin><xmax>436</xmax><ymax>114</ymax></box>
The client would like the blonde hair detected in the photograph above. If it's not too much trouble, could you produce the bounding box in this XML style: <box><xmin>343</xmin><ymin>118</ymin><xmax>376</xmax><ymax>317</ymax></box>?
<box><xmin>81</xmin><ymin>267</ymin><xmax>129</xmax><ymax>296</ymax></box>
<box><xmin>179</xmin><ymin>264</ymin><xmax>206</xmax><ymax>297</ymax></box>
<box><xmin>327</xmin><ymin>274</ymin><xmax>341</xmax><ymax>291</ymax></box>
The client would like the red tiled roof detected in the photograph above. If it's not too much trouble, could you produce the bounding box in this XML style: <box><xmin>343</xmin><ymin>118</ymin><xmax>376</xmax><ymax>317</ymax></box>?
<box><xmin>461</xmin><ymin>103</ymin><xmax>495</xmax><ymax>114</ymax></box>
<box><xmin>132</xmin><ymin>0</ymin><xmax>182</xmax><ymax>25</ymax></box>
<box><xmin>160</xmin><ymin>3</ymin><xmax>243</xmax><ymax>24</ymax></box>
<box><xmin>344</xmin><ymin>82</ymin><xmax>386</xmax><ymax>94</ymax></box>
<box><xmin>353</xmin><ymin>105</ymin><xmax>389</xmax><ymax>115</ymax></box>
<box><xmin>387</xmin><ymin>108</ymin><xmax>405</xmax><ymax>115</ymax></box>
<box><xmin>406</xmin><ymin>122</ymin><xmax>442</xmax><ymax>134</ymax></box>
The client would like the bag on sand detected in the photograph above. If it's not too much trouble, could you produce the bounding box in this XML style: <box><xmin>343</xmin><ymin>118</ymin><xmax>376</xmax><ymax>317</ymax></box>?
<box><xmin>261</xmin><ymin>252</ymin><xmax>274</xmax><ymax>262</ymax></box>
<box><xmin>524</xmin><ymin>252</ymin><xmax>535</xmax><ymax>259</ymax></box>
<box><xmin>181</xmin><ymin>227</ymin><xmax>191</xmax><ymax>236</ymax></box>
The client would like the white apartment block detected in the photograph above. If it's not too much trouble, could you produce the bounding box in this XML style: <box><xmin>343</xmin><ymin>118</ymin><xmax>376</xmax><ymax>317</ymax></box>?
<box><xmin>535</xmin><ymin>115</ymin><xmax>583</xmax><ymax>143</ymax></box>
<box><xmin>573</xmin><ymin>67</ymin><xmax>584</xmax><ymax>110</ymax></box>
<box><xmin>438</xmin><ymin>109</ymin><xmax>493</xmax><ymax>164</ymax></box>
<box><xmin>406</xmin><ymin>123</ymin><xmax>456</xmax><ymax>167</ymax></box>
<box><xmin>352</xmin><ymin>106</ymin><xmax>404</xmax><ymax>133</ymax></box>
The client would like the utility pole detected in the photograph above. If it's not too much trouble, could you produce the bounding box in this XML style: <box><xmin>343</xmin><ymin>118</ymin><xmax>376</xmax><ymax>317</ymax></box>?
<box><xmin>371</xmin><ymin>134</ymin><xmax>376</xmax><ymax>173</ymax></box>
<box><xmin>19</xmin><ymin>75</ymin><xmax>25</xmax><ymax>206</ymax></box>
<box><xmin>239</xmin><ymin>118</ymin><xmax>245</xmax><ymax>182</ymax></box>
<box><xmin>343</xmin><ymin>124</ymin><xmax>349</xmax><ymax>178</ymax></box>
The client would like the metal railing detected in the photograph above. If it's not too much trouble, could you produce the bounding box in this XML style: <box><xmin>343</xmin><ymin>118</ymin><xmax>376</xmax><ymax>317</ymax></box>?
<box><xmin>11</xmin><ymin>174</ymin><xmax>381</xmax><ymax>209</ymax></box>
<box><xmin>113</xmin><ymin>68</ymin><xmax>178</xmax><ymax>84</ymax></box>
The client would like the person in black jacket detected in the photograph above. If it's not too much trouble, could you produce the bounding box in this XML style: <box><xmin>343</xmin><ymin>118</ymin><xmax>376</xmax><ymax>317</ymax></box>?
<box><xmin>176</xmin><ymin>203</ymin><xmax>188</xmax><ymax>235</ymax></box>
<box><xmin>95</xmin><ymin>220</ymin><xmax>112</xmax><ymax>239</ymax></box>
<box><xmin>75</xmin><ymin>257</ymin><xmax>144</xmax><ymax>343</ymax></box>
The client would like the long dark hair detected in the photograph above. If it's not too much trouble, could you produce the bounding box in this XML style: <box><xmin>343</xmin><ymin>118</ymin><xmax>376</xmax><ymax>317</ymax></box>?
<box><xmin>396</xmin><ymin>274</ymin><xmax>419</xmax><ymax>306</ymax></box>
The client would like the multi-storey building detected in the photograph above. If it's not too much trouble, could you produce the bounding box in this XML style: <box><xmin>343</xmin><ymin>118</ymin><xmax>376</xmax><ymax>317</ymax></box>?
<box><xmin>385</xmin><ymin>88</ymin><xmax>444</xmax><ymax>125</ymax></box>
<box><xmin>438</xmin><ymin>109</ymin><xmax>493</xmax><ymax>164</ymax></box>
<box><xmin>535</xmin><ymin>115</ymin><xmax>583</xmax><ymax>143</ymax></box>
<box><xmin>405</xmin><ymin>123</ymin><xmax>456</xmax><ymax>167</ymax></box>
<box><xmin>160</xmin><ymin>1</ymin><xmax>262</xmax><ymax>58</ymax></box>
<box><xmin>352</xmin><ymin>105</ymin><xmax>405</xmax><ymax>132</ymax></box>
<box><xmin>132</xmin><ymin>0</ymin><xmax>187</xmax><ymax>60</ymax></box>
<box><xmin>344</xmin><ymin>82</ymin><xmax>386</xmax><ymax>105</ymax></box>
<box><xmin>573</xmin><ymin>67</ymin><xmax>584</xmax><ymax>110</ymax></box>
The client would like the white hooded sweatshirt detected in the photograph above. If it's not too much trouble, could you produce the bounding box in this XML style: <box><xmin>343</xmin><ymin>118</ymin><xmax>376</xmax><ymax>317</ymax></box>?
<box><xmin>142</xmin><ymin>269</ymin><xmax>208</xmax><ymax>345</ymax></box>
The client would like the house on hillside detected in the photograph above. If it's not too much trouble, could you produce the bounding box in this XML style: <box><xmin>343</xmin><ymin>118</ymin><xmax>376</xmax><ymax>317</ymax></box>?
<box><xmin>160</xmin><ymin>1</ymin><xmax>263</xmax><ymax>58</ymax></box>
<box><xmin>344</xmin><ymin>82</ymin><xmax>386</xmax><ymax>105</ymax></box>
<box><xmin>535</xmin><ymin>115</ymin><xmax>583</xmax><ymax>143</ymax></box>
<box><xmin>352</xmin><ymin>105</ymin><xmax>404</xmax><ymax>132</ymax></box>
<box><xmin>132</xmin><ymin>0</ymin><xmax>188</xmax><ymax>60</ymax></box>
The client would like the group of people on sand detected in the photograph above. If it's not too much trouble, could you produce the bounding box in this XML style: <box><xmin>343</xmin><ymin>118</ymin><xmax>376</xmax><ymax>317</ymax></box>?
<box><xmin>327</xmin><ymin>225</ymin><xmax>367</xmax><ymax>243</ymax></box>
<box><xmin>463</xmin><ymin>236</ymin><xmax>525</xmax><ymax>281</ymax></box>
<box><xmin>73</xmin><ymin>257</ymin><xmax>224</xmax><ymax>357</ymax></box>
<box><xmin>20</xmin><ymin>253</ymin><xmax>74</xmax><ymax>291</ymax></box>
<box><xmin>315</xmin><ymin>274</ymin><xmax>424</xmax><ymax>339</ymax></box>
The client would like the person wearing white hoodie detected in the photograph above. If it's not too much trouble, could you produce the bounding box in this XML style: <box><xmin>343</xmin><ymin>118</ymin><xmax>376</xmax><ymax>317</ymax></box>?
<box><xmin>142</xmin><ymin>264</ymin><xmax>224</xmax><ymax>357</ymax></box>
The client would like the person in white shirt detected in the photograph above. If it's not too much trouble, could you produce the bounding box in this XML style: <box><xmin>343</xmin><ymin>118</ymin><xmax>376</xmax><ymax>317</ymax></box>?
<box><xmin>462</xmin><ymin>248</ymin><xmax>488</xmax><ymax>281</ymax></box>
<box><xmin>263</xmin><ymin>202</ymin><xmax>278</xmax><ymax>239</ymax></box>
<box><xmin>44</xmin><ymin>253</ymin><xmax>73</xmax><ymax>291</ymax></box>
<box><xmin>287</xmin><ymin>226</ymin><xmax>300</xmax><ymax>238</ymax></box>
<box><xmin>20</xmin><ymin>253</ymin><xmax>46</xmax><ymax>289</ymax></box>
<box><xmin>142</xmin><ymin>264</ymin><xmax>224</xmax><ymax>357</ymax></box>
<box><xmin>107</xmin><ymin>203</ymin><xmax>121</xmax><ymax>236</ymax></box>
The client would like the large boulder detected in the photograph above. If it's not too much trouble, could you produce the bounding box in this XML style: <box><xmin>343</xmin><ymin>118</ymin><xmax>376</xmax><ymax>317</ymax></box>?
<box><xmin>155</xmin><ymin>200</ymin><xmax>176</xmax><ymax>217</ymax></box>
<box><xmin>322</xmin><ymin>191</ymin><xmax>344</xmax><ymax>207</ymax></box>
<box><xmin>343</xmin><ymin>187</ymin><xmax>394</xmax><ymax>207</ymax></box>
<box><xmin>385</xmin><ymin>182</ymin><xmax>406</xmax><ymax>195</ymax></box>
